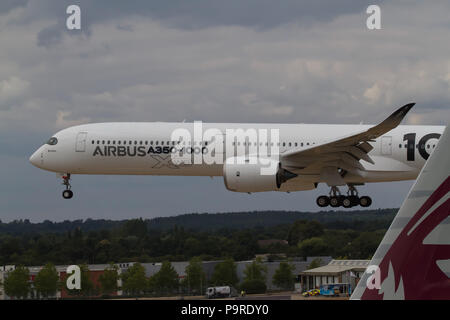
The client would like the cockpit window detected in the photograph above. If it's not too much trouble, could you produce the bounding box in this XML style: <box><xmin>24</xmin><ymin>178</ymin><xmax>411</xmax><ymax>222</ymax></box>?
<box><xmin>46</xmin><ymin>137</ymin><xmax>58</xmax><ymax>145</ymax></box>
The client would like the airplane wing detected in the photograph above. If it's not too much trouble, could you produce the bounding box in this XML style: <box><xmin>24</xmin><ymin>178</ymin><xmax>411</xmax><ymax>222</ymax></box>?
<box><xmin>350</xmin><ymin>123</ymin><xmax>450</xmax><ymax>300</ymax></box>
<box><xmin>281</xmin><ymin>103</ymin><xmax>415</xmax><ymax>185</ymax></box>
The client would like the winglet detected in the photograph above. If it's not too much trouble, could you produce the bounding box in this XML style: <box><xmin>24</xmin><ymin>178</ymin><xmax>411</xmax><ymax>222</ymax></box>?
<box><xmin>383</xmin><ymin>102</ymin><xmax>415</xmax><ymax>127</ymax></box>
<box><xmin>368</xmin><ymin>102</ymin><xmax>415</xmax><ymax>138</ymax></box>
<box><xmin>391</xmin><ymin>102</ymin><xmax>415</xmax><ymax>120</ymax></box>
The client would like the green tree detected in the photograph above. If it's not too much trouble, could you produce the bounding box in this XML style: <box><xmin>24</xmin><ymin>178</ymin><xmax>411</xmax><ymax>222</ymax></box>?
<box><xmin>149</xmin><ymin>261</ymin><xmax>179</xmax><ymax>296</ymax></box>
<box><xmin>272</xmin><ymin>262</ymin><xmax>295</xmax><ymax>290</ymax></box>
<box><xmin>243</xmin><ymin>258</ymin><xmax>267</xmax><ymax>282</ymax></box>
<box><xmin>34</xmin><ymin>263</ymin><xmax>59</xmax><ymax>299</ymax></box>
<box><xmin>241</xmin><ymin>258</ymin><xmax>267</xmax><ymax>294</ymax></box>
<box><xmin>297</xmin><ymin>237</ymin><xmax>328</xmax><ymax>258</ymax></box>
<box><xmin>121</xmin><ymin>262</ymin><xmax>147</xmax><ymax>296</ymax></box>
<box><xmin>210</xmin><ymin>258</ymin><xmax>239</xmax><ymax>288</ymax></box>
<box><xmin>287</xmin><ymin>220</ymin><xmax>324</xmax><ymax>246</ymax></box>
<box><xmin>4</xmin><ymin>266</ymin><xmax>30</xmax><ymax>299</ymax></box>
<box><xmin>182</xmin><ymin>257</ymin><xmax>206</xmax><ymax>295</ymax></box>
<box><xmin>121</xmin><ymin>218</ymin><xmax>148</xmax><ymax>238</ymax></box>
<box><xmin>307</xmin><ymin>258</ymin><xmax>323</xmax><ymax>270</ymax></box>
<box><xmin>348</xmin><ymin>231</ymin><xmax>384</xmax><ymax>259</ymax></box>
<box><xmin>98</xmin><ymin>263</ymin><xmax>119</xmax><ymax>296</ymax></box>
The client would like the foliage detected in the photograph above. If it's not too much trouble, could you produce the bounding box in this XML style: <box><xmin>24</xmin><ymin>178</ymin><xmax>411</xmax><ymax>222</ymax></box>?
<box><xmin>34</xmin><ymin>263</ymin><xmax>59</xmax><ymax>299</ymax></box>
<box><xmin>272</xmin><ymin>262</ymin><xmax>295</xmax><ymax>290</ymax></box>
<box><xmin>4</xmin><ymin>265</ymin><xmax>30</xmax><ymax>299</ymax></box>
<box><xmin>243</xmin><ymin>258</ymin><xmax>267</xmax><ymax>283</ymax></box>
<box><xmin>287</xmin><ymin>220</ymin><xmax>324</xmax><ymax>246</ymax></box>
<box><xmin>297</xmin><ymin>237</ymin><xmax>328</xmax><ymax>258</ymax></box>
<box><xmin>306</xmin><ymin>258</ymin><xmax>323</xmax><ymax>270</ymax></box>
<box><xmin>121</xmin><ymin>262</ymin><xmax>147</xmax><ymax>296</ymax></box>
<box><xmin>98</xmin><ymin>263</ymin><xmax>119</xmax><ymax>296</ymax></box>
<box><xmin>181</xmin><ymin>257</ymin><xmax>206</xmax><ymax>295</ymax></box>
<box><xmin>210</xmin><ymin>258</ymin><xmax>239</xmax><ymax>288</ymax></box>
<box><xmin>0</xmin><ymin>212</ymin><xmax>395</xmax><ymax>266</ymax></box>
<box><xmin>148</xmin><ymin>261</ymin><xmax>179</xmax><ymax>296</ymax></box>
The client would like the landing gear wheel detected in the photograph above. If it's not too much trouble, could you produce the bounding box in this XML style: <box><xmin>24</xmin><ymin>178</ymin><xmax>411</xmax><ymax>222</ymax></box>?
<box><xmin>316</xmin><ymin>196</ymin><xmax>330</xmax><ymax>207</ymax></box>
<box><xmin>342</xmin><ymin>197</ymin><xmax>352</xmax><ymax>208</ymax></box>
<box><xmin>62</xmin><ymin>190</ymin><xmax>73</xmax><ymax>199</ymax></box>
<box><xmin>359</xmin><ymin>196</ymin><xmax>372</xmax><ymax>207</ymax></box>
<box><xmin>329</xmin><ymin>196</ymin><xmax>341</xmax><ymax>207</ymax></box>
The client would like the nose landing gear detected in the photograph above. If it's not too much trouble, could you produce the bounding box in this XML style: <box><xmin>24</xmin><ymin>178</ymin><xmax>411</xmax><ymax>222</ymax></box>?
<box><xmin>316</xmin><ymin>185</ymin><xmax>372</xmax><ymax>208</ymax></box>
<box><xmin>61</xmin><ymin>174</ymin><xmax>73</xmax><ymax>199</ymax></box>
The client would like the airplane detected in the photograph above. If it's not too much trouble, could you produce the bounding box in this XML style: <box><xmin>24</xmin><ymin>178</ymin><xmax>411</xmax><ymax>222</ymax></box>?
<box><xmin>350</xmin><ymin>122</ymin><xmax>449</xmax><ymax>300</ymax></box>
<box><xmin>29</xmin><ymin>103</ymin><xmax>444</xmax><ymax>208</ymax></box>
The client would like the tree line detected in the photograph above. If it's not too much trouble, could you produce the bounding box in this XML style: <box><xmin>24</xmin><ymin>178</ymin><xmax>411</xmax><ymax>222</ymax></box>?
<box><xmin>0</xmin><ymin>215</ymin><xmax>390</xmax><ymax>267</ymax></box>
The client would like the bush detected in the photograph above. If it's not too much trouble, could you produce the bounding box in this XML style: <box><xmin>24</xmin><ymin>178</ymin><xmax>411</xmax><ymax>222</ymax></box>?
<box><xmin>240</xmin><ymin>279</ymin><xmax>266</xmax><ymax>294</ymax></box>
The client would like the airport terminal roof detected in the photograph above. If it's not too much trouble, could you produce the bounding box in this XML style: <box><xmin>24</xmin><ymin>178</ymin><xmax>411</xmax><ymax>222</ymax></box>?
<box><xmin>299</xmin><ymin>260</ymin><xmax>370</xmax><ymax>276</ymax></box>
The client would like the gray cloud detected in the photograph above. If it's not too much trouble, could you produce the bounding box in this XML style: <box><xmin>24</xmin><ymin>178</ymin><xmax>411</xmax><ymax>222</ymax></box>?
<box><xmin>36</xmin><ymin>23</ymin><xmax>63</xmax><ymax>47</ymax></box>
<box><xmin>0</xmin><ymin>0</ymin><xmax>29</xmax><ymax>14</ymax></box>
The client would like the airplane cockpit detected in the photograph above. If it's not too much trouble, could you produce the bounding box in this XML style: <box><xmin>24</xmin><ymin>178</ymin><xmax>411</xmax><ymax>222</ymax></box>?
<box><xmin>46</xmin><ymin>137</ymin><xmax>58</xmax><ymax>145</ymax></box>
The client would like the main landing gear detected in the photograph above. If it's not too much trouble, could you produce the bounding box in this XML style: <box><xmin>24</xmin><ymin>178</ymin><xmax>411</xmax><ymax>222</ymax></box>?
<box><xmin>61</xmin><ymin>173</ymin><xmax>73</xmax><ymax>199</ymax></box>
<box><xmin>316</xmin><ymin>185</ymin><xmax>372</xmax><ymax>208</ymax></box>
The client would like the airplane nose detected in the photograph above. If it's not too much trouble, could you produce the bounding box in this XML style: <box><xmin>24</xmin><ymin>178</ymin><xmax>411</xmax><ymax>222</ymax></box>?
<box><xmin>29</xmin><ymin>149</ymin><xmax>42</xmax><ymax>168</ymax></box>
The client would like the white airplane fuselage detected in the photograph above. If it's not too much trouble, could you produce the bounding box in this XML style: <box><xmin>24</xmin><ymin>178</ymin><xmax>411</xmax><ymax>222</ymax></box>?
<box><xmin>30</xmin><ymin>122</ymin><xmax>444</xmax><ymax>193</ymax></box>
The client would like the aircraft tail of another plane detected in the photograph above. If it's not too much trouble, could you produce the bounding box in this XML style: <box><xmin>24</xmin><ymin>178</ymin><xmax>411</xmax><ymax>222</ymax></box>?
<box><xmin>351</xmin><ymin>123</ymin><xmax>450</xmax><ymax>300</ymax></box>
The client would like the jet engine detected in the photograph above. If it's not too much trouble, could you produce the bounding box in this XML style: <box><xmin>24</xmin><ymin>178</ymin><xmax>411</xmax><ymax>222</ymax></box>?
<box><xmin>223</xmin><ymin>156</ymin><xmax>297</xmax><ymax>192</ymax></box>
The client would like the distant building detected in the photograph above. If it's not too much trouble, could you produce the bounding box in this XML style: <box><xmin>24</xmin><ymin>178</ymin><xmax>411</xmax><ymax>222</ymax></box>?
<box><xmin>299</xmin><ymin>260</ymin><xmax>370</xmax><ymax>294</ymax></box>
<box><xmin>0</xmin><ymin>257</ymin><xmax>335</xmax><ymax>299</ymax></box>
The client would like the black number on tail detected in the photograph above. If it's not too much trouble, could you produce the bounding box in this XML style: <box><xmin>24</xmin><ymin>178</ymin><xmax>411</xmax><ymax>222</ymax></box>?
<box><xmin>403</xmin><ymin>133</ymin><xmax>416</xmax><ymax>161</ymax></box>
<box><xmin>403</xmin><ymin>133</ymin><xmax>441</xmax><ymax>161</ymax></box>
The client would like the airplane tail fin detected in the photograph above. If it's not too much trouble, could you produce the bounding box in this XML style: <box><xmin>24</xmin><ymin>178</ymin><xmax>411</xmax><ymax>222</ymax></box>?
<box><xmin>351</xmin><ymin>123</ymin><xmax>450</xmax><ymax>300</ymax></box>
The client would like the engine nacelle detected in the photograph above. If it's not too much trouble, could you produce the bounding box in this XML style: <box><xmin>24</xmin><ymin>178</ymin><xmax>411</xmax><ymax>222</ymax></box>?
<box><xmin>223</xmin><ymin>156</ymin><xmax>297</xmax><ymax>192</ymax></box>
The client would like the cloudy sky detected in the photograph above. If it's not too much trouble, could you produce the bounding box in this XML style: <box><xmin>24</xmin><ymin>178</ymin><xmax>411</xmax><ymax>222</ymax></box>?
<box><xmin>0</xmin><ymin>0</ymin><xmax>449</xmax><ymax>222</ymax></box>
